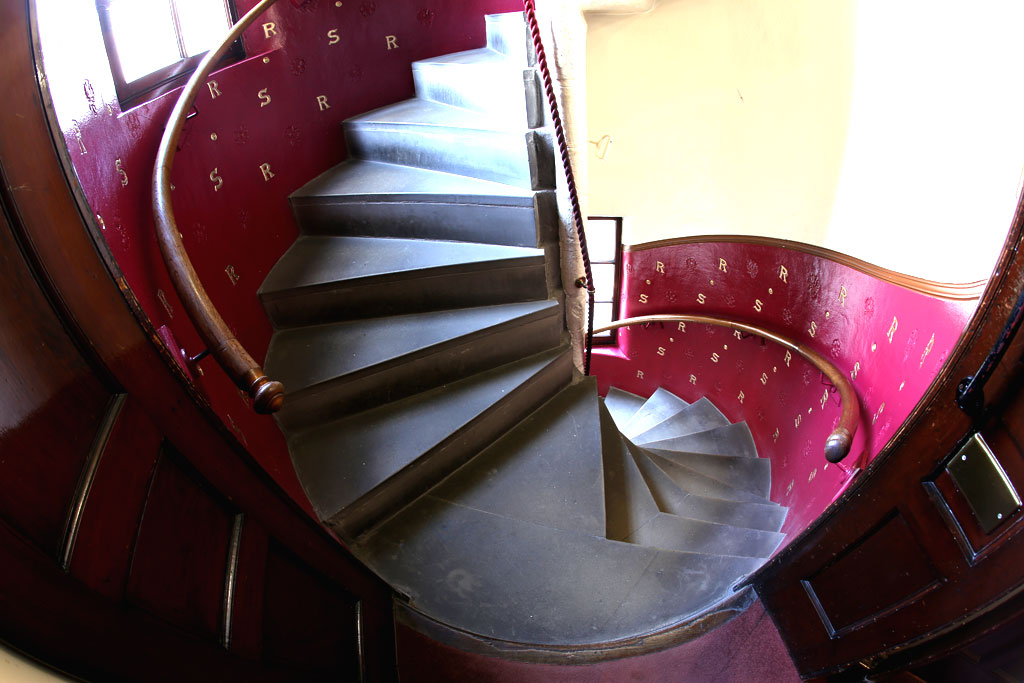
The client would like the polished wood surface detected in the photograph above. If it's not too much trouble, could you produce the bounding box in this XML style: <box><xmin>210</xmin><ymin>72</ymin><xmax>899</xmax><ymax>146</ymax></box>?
<box><xmin>751</xmin><ymin>189</ymin><xmax>1024</xmax><ymax>678</ymax></box>
<box><xmin>152</xmin><ymin>0</ymin><xmax>284</xmax><ymax>414</ymax></box>
<box><xmin>0</xmin><ymin>207</ymin><xmax>112</xmax><ymax>556</ymax></box>
<box><xmin>0</xmin><ymin>0</ymin><xmax>395</xmax><ymax>678</ymax></box>
<box><xmin>595</xmin><ymin>314</ymin><xmax>860</xmax><ymax>463</ymax></box>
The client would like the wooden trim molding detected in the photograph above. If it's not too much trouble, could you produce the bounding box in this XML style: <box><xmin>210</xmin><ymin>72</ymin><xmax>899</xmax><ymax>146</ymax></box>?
<box><xmin>626</xmin><ymin>235</ymin><xmax>988</xmax><ymax>301</ymax></box>
<box><xmin>220</xmin><ymin>512</ymin><xmax>245</xmax><ymax>650</ymax></box>
<box><xmin>394</xmin><ymin>587</ymin><xmax>757</xmax><ymax>665</ymax></box>
<box><xmin>60</xmin><ymin>393</ymin><xmax>128</xmax><ymax>571</ymax></box>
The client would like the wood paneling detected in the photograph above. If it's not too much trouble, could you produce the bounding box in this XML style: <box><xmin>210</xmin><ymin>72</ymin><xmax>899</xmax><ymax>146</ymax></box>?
<box><xmin>801</xmin><ymin>511</ymin><xmax>941</xmax><ymax>638</ymax></box>
<box><xmin>263</xmin><ymin>541</ymin><xmax>362</xmax><ymax>677</ymax></box>
<box><xmin>230</xmin><ymin>519</ymin><xmax>269</xmax><ymax>659</ymax></box>
<box><xmin>69</xmin><ymin>397</ymin><xmax>162</xmax><ymax>599</ymax></box>
<box><xmin>0</xmin><ymin>208</ymin><xmax>111</xmax><ymax>556</ymax></box>
<box><xmin>126</xmin><ymin>448</ymin><xmax>235</xmax><ymax>639</ymax></box>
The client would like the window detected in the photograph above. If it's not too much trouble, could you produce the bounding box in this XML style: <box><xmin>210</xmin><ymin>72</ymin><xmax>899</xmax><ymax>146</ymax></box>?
<box><xmin>96</xmin><ymin>0</ymin><xmax>242</xmax><ymax>109</ymax></box>
<box><xmin>586</xmin><ymin>216</ymin><xmax>623</xmax><ymax>344</ymax></box>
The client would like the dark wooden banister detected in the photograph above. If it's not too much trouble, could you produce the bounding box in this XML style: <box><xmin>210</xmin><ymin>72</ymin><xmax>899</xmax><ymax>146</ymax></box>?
<box><xmin>153</xmin><ymin>0</ymin><xmax>284</xmax><ymax>414</ymax></box>
<box><xmin>594</xmin><ymin>314</ymin><xmax>860</xmax><ymax>464</ymax></box>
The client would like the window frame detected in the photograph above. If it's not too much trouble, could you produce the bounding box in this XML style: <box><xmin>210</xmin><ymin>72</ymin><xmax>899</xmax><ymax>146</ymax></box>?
<box><xmin>586</xmin><ymin>215</ymin><xmax>624</xmax><ymax>346</ymax></box>
<box><xmin>95</xmin><ymin>0</ymin><xmax>244</xmax><ymax>110</ymax></box>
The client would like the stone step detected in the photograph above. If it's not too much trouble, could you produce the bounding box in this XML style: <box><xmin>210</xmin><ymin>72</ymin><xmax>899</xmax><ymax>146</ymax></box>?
<box><xmin>601</xmin><ymin>402</ymin><xmax>660</xmax><ymax>542</ymax></box>
<box><xmin>259</xmin><ymin>235</ymin><xmax>546</xmax><ymax>327</ymax></box>
<box><xmin>620</xmin><ymin>387</ymin><xmax>690</xmax><ymax>438</ymax></box>
<box><xmin>628</xmin><ymin>440</ymin><xmax>787</xmax><ymax>532</ymax></box>
<box><xmin>601</xmin><ymin>387</ymin><xmax>646</xmax><ymax>429</ymax></box>
<box><xmin>628</xmin><ymin>512</ymin><xmax>785</xmax><ymax>559</ymax></box>
<box><xmin>343</xmin><ymin>99</ymin><xmax>554</xmax><ymax>189</ymax></box>
<box><xmin>266</xmin><ymin>299</ymin><xmax>561</xmax><ymax>433</ymax></box>
<box><xmin>642</xmin><ymin>422</ymin><xmax>759</xmax><ymax>459</ymax></box>
<box><xmin>644</xmin><ymin>447</ymin><xmax>772</xmax><ymax>498</ymax></box>
<box><xmin>290</xmin><ymin>160</ymin><xmax>550</xmax><ymax>247</ymax></box>
<box><xmin>292</xmin><ymin>347</ymin><xmax>572</xmax><ymax>539</ymax></box>
<box><xmin>355</xmin><ymin>494</ymin><xmax>765</xmax><ymax>646</ymax></box>
<box><xmin>413</xmin><ymin>48</ymin><xmax>542</xmax><ymax>128</ymax></box>
<box><xmin>631</xmin><ymin>397</ymin><xmax>730</xmax><ymax>444</ymax></box>
<box><xmin>485</xmin><ymin>11</ymin><xmax>535</xmax><ymax>67</ymax></box>
<box><xmin>642</xmin><ymin>450</ymin><xmax>772</xmax><ymax>505</ymax></box>
<box><xmin>430</xmin><ymin>379</ymin><xmax>606</xmax><ymax>538</ymax></box>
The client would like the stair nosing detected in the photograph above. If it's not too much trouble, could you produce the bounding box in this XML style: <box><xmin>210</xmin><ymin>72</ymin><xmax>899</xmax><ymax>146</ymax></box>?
<box><xmin>305</xmin><ymin>348</ymin><xmax>573</xmax><ymax>527</ymax></box>
<box><xmin>259</xmin><ymin>245</ymin><xmax>546</xmax><ymax>299</ymax></box>
<box><xmin>271</xmin><ymin>300</ymin><xmax>560</xmax><ymax>397</ymax></box>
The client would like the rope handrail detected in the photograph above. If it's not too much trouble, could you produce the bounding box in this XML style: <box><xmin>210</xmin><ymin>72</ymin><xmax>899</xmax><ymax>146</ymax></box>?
<box><xmin>152</xmin><ymin>0</ymin><xmax>284</xmax><ymax>414</ymax></box>
<box><xmin>593</xmin><ymin>314</ymin><xmax>860</xmax><ymax>464</ymax></box>
<box><xmin>523</xmin><ymin>1</ymin><xmax>596</xmax><ymax>375</ymax></box>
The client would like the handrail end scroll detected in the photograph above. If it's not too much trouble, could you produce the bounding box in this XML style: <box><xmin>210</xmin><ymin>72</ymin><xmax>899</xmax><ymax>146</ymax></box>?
<box><xmin>824</xmin><ymin>427</ymin><xmax>853</xmax><ymax>464</ymax></box>
<box><xmin>251</xmin><ymin>375</ymin><xmax>285</xmax><ymax>414</ymax></box>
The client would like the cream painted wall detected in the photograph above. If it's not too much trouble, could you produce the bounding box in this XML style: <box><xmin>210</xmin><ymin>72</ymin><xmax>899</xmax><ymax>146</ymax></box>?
<box><xmin>822</xmin><ymin>3</ymin><xmax>1024</xmax><ymax>282</ymax></box>
<box><xmin>586</xmin><ymin>0</ymin><xmax>1024</xmax><ymax>282</ymax></box>
<box><xmin>0</xmin><ymin>644</ymin><xmax>73</xmax><ymax>682</ymax></box>
<box><xmin>587</xmin><ymin>0</ymin><xmax>856</xmax><ymax>247</ymax></box>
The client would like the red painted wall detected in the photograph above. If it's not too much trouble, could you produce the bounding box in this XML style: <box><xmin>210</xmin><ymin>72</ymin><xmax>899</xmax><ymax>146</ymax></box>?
<box><xmin>35</xmin><ymin>0</ymin><xmax>522</xmax><ymax>514</ymax></box>
<box><xmin>592</xmin><ymin>240</ymin><xmax>977</xmax><ymax>537</ymax></box>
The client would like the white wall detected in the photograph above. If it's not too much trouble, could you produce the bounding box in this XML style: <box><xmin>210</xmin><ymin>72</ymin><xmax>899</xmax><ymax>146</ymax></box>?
<box><xmin>822</xmin><ymin>2</ymin><xmax>1024</xmax><ymax>282</ymax></box>
<box><xmin>0</xmin><ymin>644</ymin><xmax>73</xmax><ymax>682</ymax></box>
<box><xmin>586</xmin><ymin>0</ymin><xmax>1024</xmax><ymax>282</ymax></box>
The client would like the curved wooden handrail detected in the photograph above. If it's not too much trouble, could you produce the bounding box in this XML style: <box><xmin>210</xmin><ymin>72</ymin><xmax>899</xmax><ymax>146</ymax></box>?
<box><xmin>153</xmin><ymin>0</ymin><xmax>284</xmax><ymax>414</ymax></box>
<box><xmin>594</xmin><ymin>314</ymin><xmax>860</xmax><ymax>464</ymax></box>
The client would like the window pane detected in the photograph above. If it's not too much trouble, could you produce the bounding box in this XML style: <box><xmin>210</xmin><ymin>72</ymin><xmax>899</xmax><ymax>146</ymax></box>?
<box><xmin>108</xmin><ymin>0</ymin><xmax>181</xmax><ymax>82</ymax></box>
<box><xmin>591</xmin><ymin>263</ymin><xmax>617</xmax><ymax>302</ymax></box>
<box><xmin>585</xmin><ymin>219</ymin><xmax>619</xmax><ymax>263</ymax></box>
<box><xmin>590</xmin><ymin>302</ymin><xmax>615</xmax><ymax>332</ymax></box>
<box><xmin>176</xmin><ymin>0</ymin><xmax>232</xmax><ymax>57</ymax></box>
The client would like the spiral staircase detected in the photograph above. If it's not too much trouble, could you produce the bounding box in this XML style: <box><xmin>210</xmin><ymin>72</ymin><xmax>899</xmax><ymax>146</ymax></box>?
<box><xmin>258</xmin><ymin>11</ymin><xmax>787</xmax><ymax>649</ymax></box>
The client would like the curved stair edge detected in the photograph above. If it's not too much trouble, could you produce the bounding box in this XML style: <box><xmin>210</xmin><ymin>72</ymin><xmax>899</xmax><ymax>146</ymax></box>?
<box><xmin>393</xmin><ymin>585</ymin><xmax>758</xmax><ymax>665</ymax></box>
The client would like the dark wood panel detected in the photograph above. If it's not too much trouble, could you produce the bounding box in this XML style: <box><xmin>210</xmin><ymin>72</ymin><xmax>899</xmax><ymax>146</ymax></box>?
<box><xmin>263</xmin><ymin>541</ymin><xmax>362</xmax><ymax>677</ymax></box>
<box><xmin>0</xmin><ymin>518</ymin><xmax>302</xmax><ymax>683</ymax></box>
<box><xmin>802</xmin><ymin>511</ymin><xmax>941</xmax><ymax>638</ymax></box>
<box><xmin>0</xmin><ymin>1</ymin><xmax>396</xmax><ymax>678</ymax></box>
<box><xmin>230</xmin><ymin>518</ymin><xmax>269</xmax><ymax>660</ymax></box>
<box><xmin>0</xmin><ymin>206</ymin><xmax>110</xmax><ymax>557</ymax></box>
<box><xmin>914</xmin><ymin>606</ymin><xmax>1024</xmax><ymax>682</ymax></box>
<box><xmin>69</xmin><ymin>397</ymin><xmax>162</xmax><ymax>599</ymax></box>
<box><xmin>126</xmin><ymin>447</ymin><xmax>234</xmax><ymax>639</ymax></box>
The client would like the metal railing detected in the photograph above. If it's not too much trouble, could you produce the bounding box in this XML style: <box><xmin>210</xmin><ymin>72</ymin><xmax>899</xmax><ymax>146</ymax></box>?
<box><xmin>593</xmin><ymin>314</ymin><xmax>860</xmax><ymax>464</ymax></box>
<box><xmin>152</xmin><ymin>0</ymin><xmax>284</xmax><ymax>414</ymax></box>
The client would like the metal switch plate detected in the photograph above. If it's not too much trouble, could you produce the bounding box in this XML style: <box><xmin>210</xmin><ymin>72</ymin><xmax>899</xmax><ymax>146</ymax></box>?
<box><xmin>947</xmin><ymin>433</ymin><xmax>1021</xmax><ymax>534</ymax></box>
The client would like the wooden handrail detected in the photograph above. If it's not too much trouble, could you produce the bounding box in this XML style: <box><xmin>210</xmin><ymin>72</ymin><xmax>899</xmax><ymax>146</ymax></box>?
<box><xmin>152</xmin><ymin>0</ymin><xmax>284</xmax><ymax>414</ymax></box>
<box><xmin>594</xmin><ymin>314</ymin><xmax>860</xmax><ymax>464</ymax></box>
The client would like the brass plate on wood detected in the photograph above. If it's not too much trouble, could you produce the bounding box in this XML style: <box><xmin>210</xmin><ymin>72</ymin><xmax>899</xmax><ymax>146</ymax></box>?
<box><xmin>947</xmin><ymin>433</ymin><xmax>1021</xmax><ymax>534</ymax></box>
